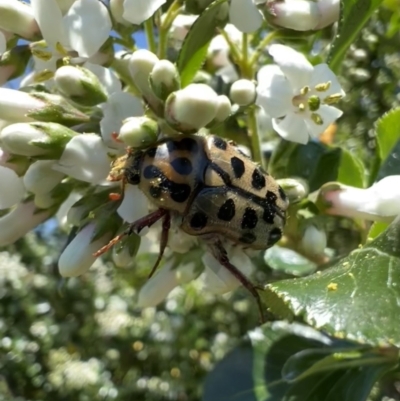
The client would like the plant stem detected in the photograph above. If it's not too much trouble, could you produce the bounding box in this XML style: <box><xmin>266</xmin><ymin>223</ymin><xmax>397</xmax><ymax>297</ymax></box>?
<box><xmin>144</xmin><ymin>18</ymin><xmax>157</xmax><ymax>54</ymax></box>
<box><xmin>218</xmin><ymin>28</ymin><xmax>242</xmax><ymax>67</ymax></box>
<box><xmin>158</xmin><ymin>0</ymin><xmax>183</xmax><ymax>59</ymax></box>
<box><xmin>241</xmin><ymin>33</ymin><xmax>252</xmax><ymax>79</ymax></box>
<box><xmin>249</xmin><ymin>30</ymin><xmax>280</xmax><ymax>67</ymax></box>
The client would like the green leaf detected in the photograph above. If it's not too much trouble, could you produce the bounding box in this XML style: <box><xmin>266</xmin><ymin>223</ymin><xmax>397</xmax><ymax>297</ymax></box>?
<box><xmin>177</xmin><ymin>0</ymin><xmax>228</xmax><ymax>87</ymax></box>
<box><xmin>337</xmin><ymin>148</ymin><xmax>365</xmax><ymax>188</ymax></box>
<box><xmin>376</xmin><ymin>107</ymin><xmax>400</xmax><ymax>163</ymax></box>
<box><xmin>265</xmin><ymin>215</ymin><xmax>400</xmax><ymax>347</ymax></box>
<box><xmin>202</xmin><ymin>322</ymin><xmax>397</xmax><ymax>401</ymax></box>
<box><xmin>328</xmin><ymin>0</ymin><xmax>384</xmax><ymax>73</ymax></box>
<box><xmin>376</xmin><ymin>139</ymin><xmax>400</xmax><ymax>180</ymax></box>
<box><xmin>286</xmin><ymin>142</ymin><xmax>341</xmax><ymax>192</ymax></box>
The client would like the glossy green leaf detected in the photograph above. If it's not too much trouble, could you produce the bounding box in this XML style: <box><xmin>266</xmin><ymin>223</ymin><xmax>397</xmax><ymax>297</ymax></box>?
<box><xmin>376</xmin><ymin>107</ymin><xmax>400</xmax><ymax>162</ymax></box>
<box><xmin>202</xmin><ymin>322</ymin><xmax>397</xmax><ymax>401</ymax></box>
<box><xmin>337</xmin><ymin>148</ymin><xmax>365</xmax><ymax>188</ymax></box>
<box><xmin>328</xmin><ymin>0</ymin><xmax>384</xmax><ymax>73</ymax></box>
<box><xmin>265</xmin><ymin>215</ymin><xmax>400</xmax><ymax>347</ymax></box>
<box><xmin>177</xmin><ymin>0</ymin><xmax>228</xmax><ymax>87</ymax></box>
<box><xmin>376</xmin><ymin>139</ymin><xmax>400</xmax><ymax>180</ymax></box>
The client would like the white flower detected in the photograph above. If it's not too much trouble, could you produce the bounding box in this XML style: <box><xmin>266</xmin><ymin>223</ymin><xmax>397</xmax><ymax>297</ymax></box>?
<box><xmin>0</xmin><ymin>201</ymin><xmax>52</xmax><ymax>246</ymax></box>
<box><xmin>208</xmin><ymin>24</ymin><xmax>241</xmax><ymax>68</ymax></box>
<box><xmin>52</xmin><ymin>134</ymin><xmax>112</xmax><ymax>184</ymax></box>
<box><xmin>122</xmin><ymin>0</ymin><xmax>167</xmax><ymax>25</ymax></box>
<box><xmin>23</xmin><ymin>160</ymin><xmax>65</xmax><ymax>195</ymax></box>
<box><xmin>323</xmin><ymin>176</ymin><xmax>400</xmax><ymax>222</ymax></box>
<box><xmin>99</xmin><ymin>92</ymin><xmax>144</xmax><ymax>148</ymax></box>
<box><xmin>137</xmin><ymin>258</ymin><xmax>198</xmax><ymax>307</ymax></box>
<box><xmin>117</xmin><ymin>184</ymin><xmax>148</xmax><ymax>224</ymax></box>
<box><xmin>257</xmin><ymin>44</ymin><xmax>345</xmax><ymax>144</ymax></box>
<box><xmin>58</xmin><ymin>222</ymin><xmax>112</xmax><ymax>277</ymax></box>
<box><xmin>56</xmin><ymin>191</ymin><xmax>82</xmax><ymax>229</ymax></box>
<box><xmin>202</xmin><ymin>247</ymin><xmax>255</xmax><ymax>294</ymax></box>
<box><xmin>30</xmin><ymin>0</ymin><xmax>112</xmax><ymax>58</ymax></box>
<box><xmin>0</xmin><ymin>165</ymin><xmax>24</xmax><ymax>209</ymax></box>
<box><xmin>229</xmin><ymin>0</ymin><xmax>263</xmax><ymax>33</ymax></box>
<box><xmin>265</xmin><ymin>0</ymin><xmax>340</xmax><ymax>31</ymax></box>
<box><xmin>168</xmin><ymin>14</ymin><xmax>197</xmax><ymax>42</ymax></box>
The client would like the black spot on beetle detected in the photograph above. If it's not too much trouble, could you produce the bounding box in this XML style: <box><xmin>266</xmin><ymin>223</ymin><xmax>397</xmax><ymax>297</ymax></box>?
<box><xmin>167</xmin><ymin>137</ymin><xmax>199</xmax><ymax>153</ymax></box>
<box><xmin>170</xmin><ymin>157</ymin><xmax>193</xmax><ymax>175</ymax></box>
<box><xmin>146</xmin><ymin>147</ymin><xmax>157</xmax><ymax>158</ymax></box>
<box><xmin>278</xmin><ymin>186</ymin><xmax>287</xmax><ymax>201</ymax></box>
<box><xmin>230</xmin><ymin>157</ymin><xmax>245</xmax><ymax>179</ymax></box>
<box><xmin>217</xmin><ymin>199</ymin><xmax>235</xmax><ymax>221</ymax></box>
<box><xmin>252</xmin><ymin>168</ymin><xmax>266</xmax><ymax>190</ymax></box>
<box><xmin>266</xmin><ymin>190</ymin><xmax>277</xmax><ymax>204</ymax></box>
<box><xmin>149</xmin><ymin>185</ymin><xmax>161</xmax><ymax>198</ymax></box>
<box><xmin>239</xmin><ymin>232</ymin><xmax>256</xmax><ymax>244</ymax></box>
<box><xmin>213</xmin><ymin>136</ymin><xmax>227</xmax><ymax>150</ymax></box>
<box><xmin>263</xmin><ymin>207</ymin><xmax>275</xmax><ymax>224</ymax></box>
<box><xmin>169</xmin><ymin>182</ymin><xmax>191</xmax><ymax>203</ymax></box>
<box><xmin>241</xmin><ymin>207</ymin><xmax>258</xmax><ymax>230</ymax></box>
<box><xmin>143</xmin><ymin>165</ymin><xmax>162</xmax><ymax>180</ymax></box>
<box><xmin>268</xmin><ymin>227</ymin><xmax>282</xmax><ymax>245</ymax></box>
<box><xmin>190</xmin><ymin>212</ymin><xmax>208</xmax><ymax>229</ymax></box>
<box><xmin>125</xmin><ymin>170</ymin><xmax>140</xmax><ymax>185</ymax></box>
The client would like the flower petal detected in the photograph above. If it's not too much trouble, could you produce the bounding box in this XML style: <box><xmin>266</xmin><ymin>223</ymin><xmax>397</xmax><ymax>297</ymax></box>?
<box><xmin>63</xmin><ymin>0</ymin><xmax>112</xmax><ymax>58</ymax></box>
<box><xmin>256</xmin><ymin>64</ymin><xmax>293</xmax><ymax>118</ymax></box>
<box><xmin>272</xmin><ymin>113</ymin><xmax>309</xmax><ymax>144</ymax></box>
<box><xmin>30</xmin><ymin>0</ymin><xmax>67</xmax><ymax>51</ymax></box>
<box><xmin>229</xmin><ymin>0</ymin><xmax>263</xmax><ymax>33</ymax></box>
<box><xmin>100</xmin><ymin>92</ymin><xmax>144</xmax><ymax>148</ymax></box>
<box><xmin>304</xmin><ymin>105</ymin><xmax>342</xmax><ymax>139</ymax></box>
<box><xmin>84</xmin><ymin>62</ymin><xmax>122</xmax><ymax>95</ymax></box>
<box><xmin>0</xmin><ymin>166</ymin><xmax>25</xmax><ymax>209</ymax></box>
<box><xmin>122</xmin><ymin>0</ymin><xmax>166</xmax><ymax>25</ymax></box>
<box><xmin>137</xmin><ymin>260</ymin><xmax>178</xmax><ymax>307</ymax></box>
<box><xmin>310</xmin><ymin>64</ymin><xmax>345</xmax><ymax>97</ymax></box>
<box><xmin>117</xmin><ymin>184</ymin><xmax>148</xmax><ymax>223</ymax></box>
<box><xmin>269</xmin><ymin>44</ymin><xmax>313</xmax><ymax>91</ymax></box>
<box><xmin>53</xmin><ymin>134</ymin><xmax>111</xmax><ymax>184</ymax></box>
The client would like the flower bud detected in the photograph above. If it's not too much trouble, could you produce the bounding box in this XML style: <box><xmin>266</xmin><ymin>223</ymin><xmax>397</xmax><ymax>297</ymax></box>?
<box><xmin>129</xmin><ymin>49</ymin><xmax>163</xmax><ymax>116</ymax></box>
<box><xmin>58</xmin><ymin>222</ymin><xmax>113</xmax><ymax>277</ymax></box>
<box><xmin>0</xmin><ymin>0</ymin><xmax>40</xmax><ymax>40</ymax></box>
<box><xmin>0</xmin><ymin>165</ymin><xmax>24</xmax><ymax>209</ymax></box>
<box><xmin>34</xmin><ymin>192</ymin><xmax>57</xmax><ymax>209</ymax></box>
<box><xmin>165</xmin><ymin>84</ymin><xmax>219</xmax><ymax>132</ymax></box>
<box><xmin>230</xmin><ymin>79</ymin><xmax>256</xmax><ymax>106</ymax></box>
<box><xmin>55</xmin><ymin>65</ymin><xmax>108</xmax><ymax>107</ymax></box>
<box><xmin>0</xmin><ymin>201</ymin><xmax>52</xmax><ymax>246</ymax></box>
<box><xmin>23</xmin><ymin>160</ymin><xmax>65</xmax><ymax>195</ymax></box>
<box><xmin>276</xmin><ymin>178</ymin><xmax>308</xmax><ymax>203</ymax></box>
<box><xmin>0</xmin><ymin>88</ymin><xmax>45</xmax><ymax>123</ymax></box>
<box><xmin>213</xmin><ymin>95</ymin><xmax>232</xmax><ymax>123</ymax></box>
<box><xmin>149</xmin><ymin>59</ymin><xmax>180</xmax><ymax>101</ymax></box>
<box><xmin>263</xmin><ymin>0</ymin><xmax>339</xmax><ymax>31</ymax></box>
<box><xmin>301</xmin><ymin>225</ymin><xmax>327</xmax><ymax>256</ymax></box>
<box><xmin>0</xmin><ymin>149</ymin><xmax>30</xmax><ymax>176</ymax></box>
<box><xmin>0</xmin><ymin>122</ymin><xmax>77</xmax><ymax>158</ymax></box>
<box><xmin>109</xmin><ymin>0</ymin><xmax>129</xmax><ymax>25</ymax></box>
<box><xmin>117</xmin><ymin>184</ymin><xmax>149</xmax><ymax>224</ymax></box>
<box><xmin>320</xmin><ymin>176</ymin><xmax>400</xmax><ymax>222</ymax></box>
<box><xmin>25</xmin><ymin>92</ymin><xmax>91</xmax><ymax>126</ymax></box>
<box><xmin>118</xmin><ymin>116</ymin><xmax>158</xmax><ymax>148</ymax></box>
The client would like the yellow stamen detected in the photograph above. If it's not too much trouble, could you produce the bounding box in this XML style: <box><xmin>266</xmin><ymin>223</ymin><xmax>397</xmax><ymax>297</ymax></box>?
<box><xmin>311</xmin><ymin>113</ymin><xmax>323</xmax><ymax>125</ymax></box>
<box><xmin>315</xmin><ymin>81</ymin><xmax>331</xmax><ymax>92</ymax></box>
<box><xmin>323</xmin><ymin>93</ymin><xmax>343</xmax><ymax>105</ymax></box>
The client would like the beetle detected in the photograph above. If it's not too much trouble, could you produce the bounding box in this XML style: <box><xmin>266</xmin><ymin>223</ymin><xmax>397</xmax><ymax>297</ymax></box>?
<box><xmin>95</xmin><ymin>134</ymin><xmax>289</xmax><ymax>321</ymax></box>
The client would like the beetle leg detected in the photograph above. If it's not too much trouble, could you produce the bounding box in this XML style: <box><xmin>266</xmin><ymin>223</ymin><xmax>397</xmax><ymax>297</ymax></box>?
<box><xmin>148</xmin><ymin>212</ymin><xmax>171</xmax><ymax>279</ymax></box>
<box><xmin>208</xmin><ymin>239</ymin><xmax>265</xmax><ymax>324</ymax></box>
<box><xmin>93</xmin><ymin>208</ymin><xmax>167</xmax><ymax>257</ymax></box>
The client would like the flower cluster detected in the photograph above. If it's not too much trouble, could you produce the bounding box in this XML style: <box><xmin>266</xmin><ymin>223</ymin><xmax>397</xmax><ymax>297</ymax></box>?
<box><xmin>0</xmin><ymin>0</ymin><xmax>355</xmax><ymax>311</ymax></box>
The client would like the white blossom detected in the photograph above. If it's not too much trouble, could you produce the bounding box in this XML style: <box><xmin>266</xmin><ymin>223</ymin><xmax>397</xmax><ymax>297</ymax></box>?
<box><xmin>257</xmin><ymin>44</ymin><xmax>345</xmax><ymax>144</ymax></box>
<box><xmin>30</xmin><ymin>0</ymin><xmax>112</xmax><ymax>58</ymax></box>
<box><xmin>58</xmin><ymin>222</ymin><xmax>112</xmax><ymax>277</ymax></box>
<box><xmin>0</xmin><ymin>201</ymin><xmax>52</xmax><ymax>246</ymax></box>
<box><xmin>53</xmin><ymin>134</ymin><xmax>112</xmax><ymax>184</ymax></box>
<box><xmin>122</xmin><ymin>0</ymin><xmax>167</xmax><ymax>25</ymax></box>
<box><xmin>301</xmin><ymin>225</ymin><xmax>327</xmax><ymax>256</ymax></box>
<box><xmin>229</xmin><ymin>0</ymin><xmax>263</xmax><ymax>33</ymax></box>
<box><xmin>202</xmin><ymin>247</ymin><xmax>255</xmax><ymax>294</ymax></box>
<box><xmin>323</xmin><ymin>176</ymin><xmax>400</xmax><ymax>222</ymax></box>
<box><xmin>23</xmin><ymin>160</ymin><xmax>65</xmax><ymax>195</ymax></box>
<box><xmin>0</xmin><ymin>165</ymin><xmax>25</xmax><ymax>209</ymax></box>
<box><xmin>117</xmin><ymin>184</ymin><xmax>149</xmax><ymax>224</ymax></box>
